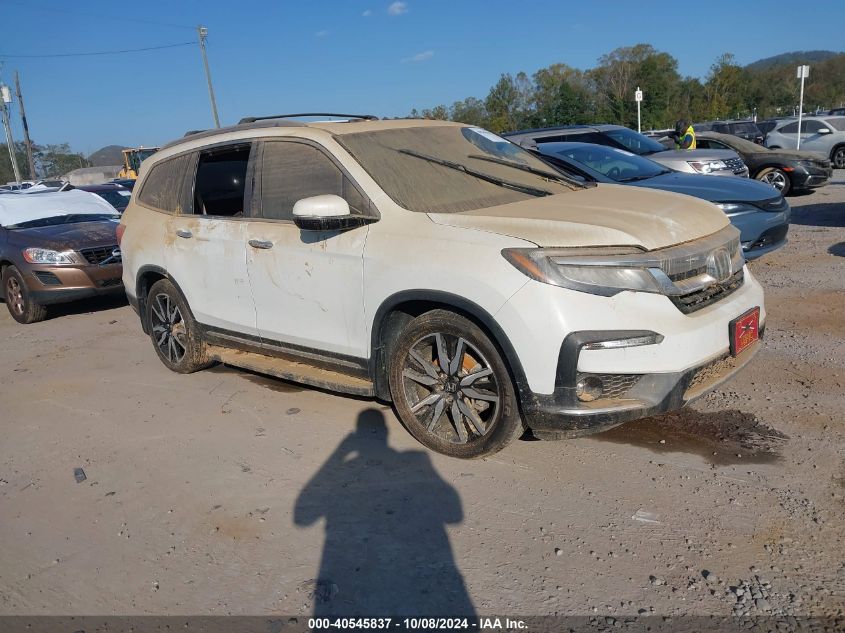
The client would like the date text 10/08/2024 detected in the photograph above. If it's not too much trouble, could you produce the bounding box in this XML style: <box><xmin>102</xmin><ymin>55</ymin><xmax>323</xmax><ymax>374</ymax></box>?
<box><xmin>308</xmin><ymin>618</ymin><xmax>528</xmax><ymax>630</ymax></box>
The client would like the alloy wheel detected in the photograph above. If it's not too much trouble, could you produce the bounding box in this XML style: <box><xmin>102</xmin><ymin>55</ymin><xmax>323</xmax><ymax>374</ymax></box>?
<box><xmin>401</xmin><ymin>333</ymin><xmax>501</xmax><ymax>444</ymax></box>
<box><xmin>834</xmin><ymin>149</ymin><xmax>845</xmax><ymax>169</ymax></box>
<box><xmin>761</xmin><ymin>170</ymin><xmax>787</xmax><ymax>191</ymax></box>
<box><xmin>6</xmin><ymin>276</ymin><xmax>24</xmax><ymax>316</ymax></box>
<box><xmin>150</xmin><ymin>292</ymin><xmax>187</xmax><ymax>364</ymax></box>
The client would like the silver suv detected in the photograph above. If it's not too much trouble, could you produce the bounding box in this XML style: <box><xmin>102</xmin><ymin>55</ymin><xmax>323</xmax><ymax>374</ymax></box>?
<box><xmin>764</xmin><ymin>116</ymin><xmax>845</xmax><ymax>169</ymax></box>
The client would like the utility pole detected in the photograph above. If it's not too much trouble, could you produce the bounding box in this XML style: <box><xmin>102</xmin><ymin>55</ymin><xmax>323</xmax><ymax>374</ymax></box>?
<box><xmin>14</xmin><ymin>72</ymin><xmax>36</xmax><ymax>179</ymax></box>
<box><xmin>0</xmin><ymin>83</ymin><xmax>22</xmax><ymax>184</ymax></box>
<box><xmin>197</xmin><ymin>26</ymin><xmax>221</xmax><ymax>128</ymax></box>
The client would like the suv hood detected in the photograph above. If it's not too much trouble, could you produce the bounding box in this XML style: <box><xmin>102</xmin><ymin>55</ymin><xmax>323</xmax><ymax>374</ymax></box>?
<box><xmin>428</xmin><ymin>184</ymin><xmax>729</xmax><ymax>250</ymax></box>
<box><xmin>628</xmin><ymin>171</ymin><xmax>778</xmax><ymax>203</ymax></box>
<box><xmin>8</xmin><ymin>219</ymin><xmax>120</xmax><ymax>251</ymax></box>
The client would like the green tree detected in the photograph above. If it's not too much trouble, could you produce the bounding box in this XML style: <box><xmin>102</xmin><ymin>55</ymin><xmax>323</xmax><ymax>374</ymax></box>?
<box><xmin>484</xmin><ymin>74</ymin><xmax>522</xmax><ymax>132</ymax></box>
<box><xmin>35</xmin><ymin>143</ymin><xmax>91</xmax><ymax>178</ymax></box>
<box><xmin>450</xmin><ymin>97</ymin><xmax>488</xmax><ymax>126</ymax></box>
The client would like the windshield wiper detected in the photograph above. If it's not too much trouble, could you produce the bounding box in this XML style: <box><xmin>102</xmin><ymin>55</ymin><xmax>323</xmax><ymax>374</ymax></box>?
<box><xmin>398</xmin><ymin>149</ymin><xmax>552</xmax><ymax>197</ymax></box>
<box><xmin>618</xmin><ymin>174</ymin><xmax>656</xmax><ymax>183</ymax></box>
<box><xmin>467</xmin><ymin>154</ymin><xmax>588</xmax><ymax>189</ymax></box>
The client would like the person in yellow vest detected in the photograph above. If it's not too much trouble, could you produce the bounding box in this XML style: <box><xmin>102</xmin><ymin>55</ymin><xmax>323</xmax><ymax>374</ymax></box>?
<box><xmin>669</xmin><ymin>119</ymin><xmax>696</xmax><ymax>150</ymax></box>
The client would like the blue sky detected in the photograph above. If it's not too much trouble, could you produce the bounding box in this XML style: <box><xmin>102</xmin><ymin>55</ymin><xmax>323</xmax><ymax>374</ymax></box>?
<box><xmin>1</xmin><ymin>0</ymin><xmax>843</xmax><ymax>154</ymax></box>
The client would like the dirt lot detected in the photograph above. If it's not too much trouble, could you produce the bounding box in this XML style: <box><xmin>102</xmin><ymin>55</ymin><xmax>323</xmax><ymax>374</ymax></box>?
<box><xmin>0</xmin><ymin>177</ymin><xmax>843</xmax><ymax>622</ymax></box>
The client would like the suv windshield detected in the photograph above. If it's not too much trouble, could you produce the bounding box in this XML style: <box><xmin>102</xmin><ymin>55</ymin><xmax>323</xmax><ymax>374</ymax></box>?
<box><xmin>553</xmin><ymin>145</ymin><xmax>669</xmax><ymax>182</ymax></box>
<box><xmin>6</xmin><ymin>213</ymin><xmax>119</xmax><ymax>229</ymax></box>
<box><xmin>338</xmin><ymin>126</ymin><xmax>580</xmax><ymax>213</ymax></box>
<box><xmin>602</xmin><ymin>128</ymin><xmax>667</xmax><ymax>156</ymax></box>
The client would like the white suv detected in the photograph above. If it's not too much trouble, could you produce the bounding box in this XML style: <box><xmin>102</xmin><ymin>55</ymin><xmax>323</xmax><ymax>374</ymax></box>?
<box><xmin>120</xmin><ymin>115</ymin><xmax>765</xmax><ymax>458</ymax></box>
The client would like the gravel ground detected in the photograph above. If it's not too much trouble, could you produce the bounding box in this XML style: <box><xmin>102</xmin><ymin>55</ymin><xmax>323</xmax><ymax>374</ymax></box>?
<box><xmin>0</xmin><ymin>176</ymin><xmax>842</xmax><ymax>625</ymax></box>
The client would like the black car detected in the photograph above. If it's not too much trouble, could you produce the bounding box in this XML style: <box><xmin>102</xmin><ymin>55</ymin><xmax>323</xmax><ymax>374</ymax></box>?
<box><xmin>694</xmin><ymin>120</ymin><xmax>764</xmax><ymax>144</ymax></box>
<box><xmin>72</xmin><ymin>183</ymin><xmax>132</xmax><ymax>212</ymax></box>
<box><xmin>695</xmin><ymin>131</ymin><xmax>832</xmax><ymax>195</ymax></box>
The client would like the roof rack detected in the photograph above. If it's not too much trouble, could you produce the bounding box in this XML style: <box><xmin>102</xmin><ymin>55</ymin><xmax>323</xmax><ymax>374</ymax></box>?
<box><xmin>238</xmin><ymin>113</ymin><xmax>379</xmax><ymax>124</ymax></box>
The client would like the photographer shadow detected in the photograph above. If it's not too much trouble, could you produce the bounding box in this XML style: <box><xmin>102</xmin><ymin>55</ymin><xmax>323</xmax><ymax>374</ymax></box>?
<box><xmin>294</xmin><ymin>409</ymin><xmax>475</xmax><ymax>617</ymax></box>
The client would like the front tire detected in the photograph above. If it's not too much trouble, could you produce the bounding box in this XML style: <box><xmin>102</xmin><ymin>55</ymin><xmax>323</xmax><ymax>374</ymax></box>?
<box><xmin>832</xmin><ymin>146</ymin><xmax>845</xmax><ymax>169</ymax></box>
<box><xmin>388</xmin><ymin>310</ymin><xmax>522</xmax><ymax>458</ymax></box>
<box><xmin>3</xmin><ymin>266</ymin><xmax>47</xmax><ymax>324</ymax></box>
<box><xmin>756</xmin><ymin>167</ymin><xmax>791</xmax><ymax>195</ymax></box>
<box><xmin>146</xmin><ymin>279</ymin><xmax>212</xmax><ymax>373</ymax></box>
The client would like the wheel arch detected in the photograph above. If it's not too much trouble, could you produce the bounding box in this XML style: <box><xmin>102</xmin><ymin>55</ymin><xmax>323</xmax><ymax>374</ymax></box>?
<box><xmin>0</xmin><ymin>259</ymin><xmax>15</xmax><ymax>299</ymax></box>
<box><xmin>369</xmin><ymin>290</ymin><xmax>529</xmax><ymax>402</ymax></box>
<box><xmin>135</xmin><ymin>266</ymin><xmax>195</xmax><ymax>335</ymax></box>
<box><xmin>831</xmin><ymin>143</ymin><xmax>845</xmax><ymax>162</ymax></box>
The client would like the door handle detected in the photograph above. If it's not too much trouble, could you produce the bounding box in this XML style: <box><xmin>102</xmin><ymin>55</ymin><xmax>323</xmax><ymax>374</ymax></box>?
<box><xmin>248</xmin><ymin>239</ymin><xmax>274</xmax><ymax>250</ymax></box>
<box><xmin>175</xmin><ymin>229</ymin><xmax>193</xmax><ymax>239</ymax></box>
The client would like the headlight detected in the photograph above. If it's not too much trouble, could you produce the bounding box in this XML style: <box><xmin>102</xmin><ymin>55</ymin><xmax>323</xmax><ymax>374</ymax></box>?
<box><xmin>502</xmin><ymin>247</ymin><xmax>662</xmax><ymax>297</ymax></box>
<box><xmin>715</xmin><ymin>202</ymin><xmax>758</xmax><ymax>216</ymax></box>
<box><xmin>502</xmin><ymin>225</ymin><xmax>744</xmax><ymax>298</ymax></box>
<box><xmin>688</xmin><ymin>160</ymin><xmax>727</xmax><ymax>174</ymax></box>
<box><xmin>22</xmin><ymin>248</ymin><xmax>81</xmax><ymax>265</ymax></box>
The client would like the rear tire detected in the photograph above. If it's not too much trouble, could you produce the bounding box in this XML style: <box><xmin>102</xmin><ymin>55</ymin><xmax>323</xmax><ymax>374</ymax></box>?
<box><xmin>756</xmin><ymin>167</ymin><xmax>791</xmax><ymax>195</ymax></box>
<box><xmin>3</xmin><ymin>266</ymin><xmax>47</xmax><ymax>324</ymax></box>
<box><xmin>146</xmin><ymin>278</ymin><xmax>212</xmax><ymax>374</ymax></box>
<box><xmin>388</xmin><ymin>309</ymin><xmax>523</xmax><ymax>458</ymax></box>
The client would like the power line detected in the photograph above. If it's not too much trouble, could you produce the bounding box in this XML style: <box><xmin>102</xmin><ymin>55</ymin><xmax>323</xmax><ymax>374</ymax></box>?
<box><xmin>0</xmin><ymin>42</ymin><xmax>195</xmax><ymax>59</ymax></box>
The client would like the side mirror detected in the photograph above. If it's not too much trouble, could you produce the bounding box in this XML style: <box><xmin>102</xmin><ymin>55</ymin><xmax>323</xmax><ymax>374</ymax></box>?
<box><xmin>292</xmin><ymin>194</ymin><xmax>370</xmax><ymax>231</ymax></box>
<box><xmin>816</xmin><ymin>128</ymin><xmax>831</xmax><ymax>134</ymax></box>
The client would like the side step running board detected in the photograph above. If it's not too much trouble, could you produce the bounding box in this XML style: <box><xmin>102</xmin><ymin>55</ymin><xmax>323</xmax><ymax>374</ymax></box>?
<box><xmin>208</xmin><ymin>346</ymin><xmax>374</xmax><ymax>397</ymax></box>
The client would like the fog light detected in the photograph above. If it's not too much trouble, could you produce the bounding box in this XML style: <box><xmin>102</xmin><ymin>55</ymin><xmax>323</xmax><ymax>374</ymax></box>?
<box><xmin>576</xmin><ymin>375</ymin><xmax>603</xmax><ymax>402</ymax></box>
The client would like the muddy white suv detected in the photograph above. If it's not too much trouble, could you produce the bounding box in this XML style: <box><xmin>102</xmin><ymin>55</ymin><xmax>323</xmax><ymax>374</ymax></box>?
<box><xmin>120</xmin><ymin>115</ymin><xmax>764</xmax><ymax>458</ymax></box>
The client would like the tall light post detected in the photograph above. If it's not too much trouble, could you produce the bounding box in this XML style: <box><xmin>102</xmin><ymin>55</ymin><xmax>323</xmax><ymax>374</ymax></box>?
<box><xmin>796</xmin><ymin>65</ymin><xmax>809</xmax><ymax>150</ymax></box>
<box><xmin>635</xmin><ymin>86</ymin><xmax>643</xmax><ymax>133</ymax></box>
<box><xmin>197</xmin><ymin>26</ymin><xmax>221</xmax><ymax>128</ymax></box>
<box><xmin>1</xmin><ymin>83</ymin><xmax>22</xmax><ymax>184</ymax></box>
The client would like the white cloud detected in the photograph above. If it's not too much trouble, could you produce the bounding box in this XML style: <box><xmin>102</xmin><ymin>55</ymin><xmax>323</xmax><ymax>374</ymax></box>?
<box><xmin>362</xmin><ymin>9</ymin><xmax>372</xmax><ymax>16</ymax></box>
<box><xmin>402</xmin><ymin>50</ymin><xmax>433</xmax><ymax>63</ymax></box>
<box><xmin>388</xmin><ymin>1</ymin><xmax>408</xmax><ymax>16</ymax></box>
<box><xmin>315</xmin><ymin>29</ymin><xmax>329</xmax><ymax>37</ymax></box>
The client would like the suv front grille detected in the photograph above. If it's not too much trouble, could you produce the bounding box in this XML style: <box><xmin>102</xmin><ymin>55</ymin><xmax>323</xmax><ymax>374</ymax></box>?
<box><xmin>724</xmin><ymin>157</ymin><xmax>747</xmax><ymax>173</ymax></box>
<box><xmin>670</xmin><ymin>269</ymin><xmax>744</xmax><ymax>314</ymax></box>
<box><xmin>79</xmin><ymin>245</ymin><xmax>121</xmax><ymax>265</ymax></box>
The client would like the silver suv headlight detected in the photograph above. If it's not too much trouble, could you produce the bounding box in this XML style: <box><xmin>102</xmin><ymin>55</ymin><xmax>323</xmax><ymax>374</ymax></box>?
<box><xmin>502</xmin><ymin>225</ymin><xmax>744</xmax><ymax>297</ymax></box>
<box><xmin>22</xmin><ymin>248</ymin><xmax>82</xmax><ymax>265</ymax></box>
<box><xmin>688</xmin><ymin>160</ymin><xmax>728</xmax><ymax>174</ymax></box>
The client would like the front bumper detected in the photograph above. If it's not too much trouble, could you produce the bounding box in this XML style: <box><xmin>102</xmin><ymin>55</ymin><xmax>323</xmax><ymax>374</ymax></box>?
<box><xmin>25</xmin><ymin>263</ymin><xmax>124</xmax><ymax>305</ymax></box>
<box><xmin>521</xmin><ymin>336</ymin><xmax>762</xmax><ymax>439</ymax></box>
<box><xmin>790</xmin><ymin>166</ymin><xmax>832</xmax><ymax>190</ymax></box>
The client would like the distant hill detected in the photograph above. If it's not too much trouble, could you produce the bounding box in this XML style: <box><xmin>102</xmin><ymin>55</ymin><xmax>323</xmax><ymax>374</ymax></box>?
<box><xmin>746</xmin><ymin>50</ymin><xmax>842</xmax><ymax>72</ymax></box>
<box><xmin>88</xmin><ymin>145</ymin><xmax>127</xmax><ymax>167</ymax></box>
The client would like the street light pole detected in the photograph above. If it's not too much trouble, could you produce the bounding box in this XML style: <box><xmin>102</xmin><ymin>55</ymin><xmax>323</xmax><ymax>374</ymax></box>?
<box><xmin>635</xmin><ymin>87</ymin><xmax>643</xmax><ymax>133</ymax></box>
<box><xmin>796</xmin><ymin>65</ymin><xmax>809</xmax><ymax>150</ymax></box>
<box><xmin>197</xmin><ymin>25</ymin><xmax>221</xmax><ymax>128</ymax></box>
<box><xmin>0</xmin><ymin>84</ymin><xmax>22</xmax><ymax>184</ymax></box>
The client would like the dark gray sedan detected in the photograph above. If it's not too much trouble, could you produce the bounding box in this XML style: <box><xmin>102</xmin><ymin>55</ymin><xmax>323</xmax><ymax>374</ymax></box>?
<box><xmin>533</xmin><ymin>142</ymin><xmax>790</xmax><ymax>260</ymax></box>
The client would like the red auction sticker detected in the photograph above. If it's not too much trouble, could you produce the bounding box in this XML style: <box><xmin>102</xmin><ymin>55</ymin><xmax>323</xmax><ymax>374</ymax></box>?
<box><xmin>730</xmin><ymin>307</ymin><xmax>760</xmax><ymax>357</ymax></box>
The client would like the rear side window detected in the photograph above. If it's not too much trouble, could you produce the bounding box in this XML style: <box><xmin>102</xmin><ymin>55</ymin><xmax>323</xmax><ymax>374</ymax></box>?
<box><xmin>779</xmin><ymin>122</ymin><xmax>799</xmax><ymax>134</ymax></box>
<box><xmin>257</xmin><ymin>141</ymin><xmax>367</xmax><ymax>221</ymax></box>
<box><xmin>732</xmin><ymin>122</ymin><xmax>759</xmax><ymax>135</ymax></box>
<box><xmin>192</xmin><ymin>144</ymin><xmax>252</xmax><ymax>217</ymax></box>
<box><xmin>137</xmin><ymin>154</ymin><xmax>191</xmax><ymax>212</ymax></box>
<box><xmin>802</xmin><ymin>120</ymin><xmax>829</xmax><ymax>133</ymax></box>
